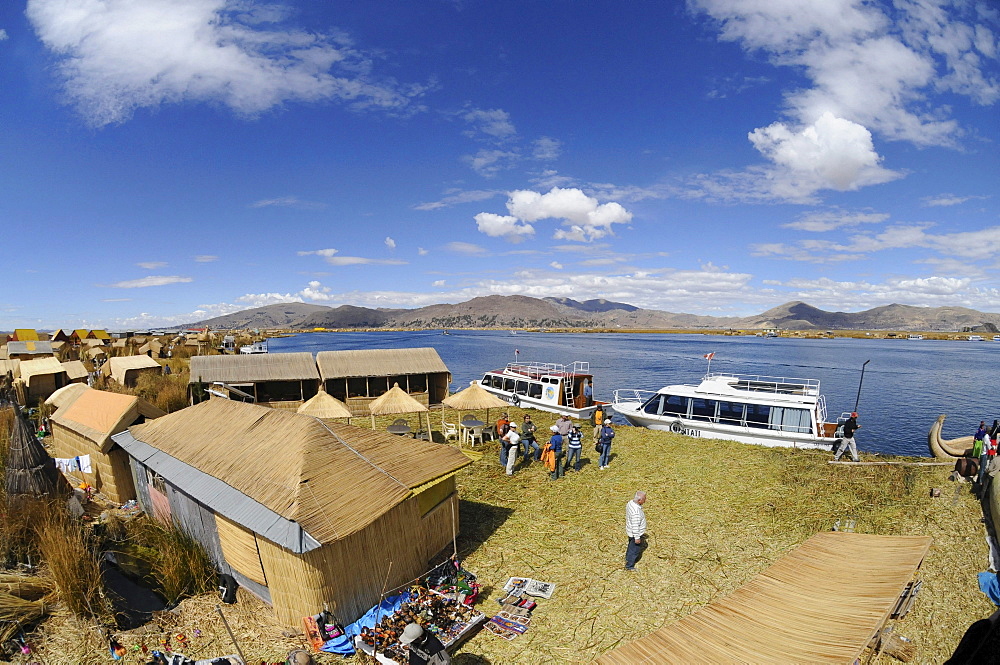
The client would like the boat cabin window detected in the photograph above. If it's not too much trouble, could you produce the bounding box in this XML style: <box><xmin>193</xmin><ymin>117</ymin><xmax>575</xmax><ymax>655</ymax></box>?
<box><xmin>690</xmin><ymin>398</ymin><xmax>715</xmax><ymax>421</ymax></box>
<box><xmin>642</xmin><ymin>394</ymin><xmax>663</xmax><ymax>414</ymax></box>
<box><xmin>515</xmin><ymin>380</ymin><xmax>529</xmax><ymax>396</ymax></box>
<box><xmin>768</xmin><ymin>406</ymin><xmax>811</xmax><ymax>433</ymax></box>
<box><xmin>503</xmin><ymin>377</ymin><xmax>516</xmax><ymax>393</ymax></box>
<box><xmin>528</xmin><ymin>382</ymin><xmax>542</xmax><ymax>398</ymax></box>
<box><xmin>661</xmin><ymin>395</ymin><xmax>686</xmax><ymax>415</ymax></box>
<box><xmin>717</xmin><ymin>401</ymin><xmax>745</xmax><ymax>426</ymax></box>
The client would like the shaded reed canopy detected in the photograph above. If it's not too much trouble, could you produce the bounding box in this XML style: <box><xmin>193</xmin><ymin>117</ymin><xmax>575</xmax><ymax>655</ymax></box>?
<box><xmin>297</xmin><ymin>388</ymin><xmax>352</xmax><ymax>419</ymax></box>
<box><xmin>442</xmin><ymin>382</ymin><xmax>509</xmax><ymax>411</ymax></box>
<box><xmin>367</xmin><ymin>384</ymin><xmax>429</xmax><ymax>416</ymax></box>
<box><xmin>5</xmin><ymin>407</ymin><xmax>69</xmax><ymax>501</ymax></box>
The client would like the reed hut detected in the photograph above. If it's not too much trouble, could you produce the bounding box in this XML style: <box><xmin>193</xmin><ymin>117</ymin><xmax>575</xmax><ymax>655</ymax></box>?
<box><xmin>82</xmin><ymin>338</ymin><xmax>107</xmax><ymax>348</ymax></box>
<box><xmin>49</xmin><ymin>387</ymin><xmax>164</xmax><ymax>503</ymax></box>
<box><xmin>113</xmin><ymin>399</ymin><xmax>471</xmax><ymax>625</ymax></box>
<box><xmin>316</xmin><ymin>348</ymin><xmax>451</xmax><ymax>417</ymax></box>
<box><xmin>45</xmin><ymin>383</ymin><xmax>90</xmax><ymax>411</ymax></box>
<box><xmin>101</xmin><ymin>355</ymin><xmax>162</xmax><ymax>387</ymax></box>
<box><xmin>0</xmin><ymin>360</ymin><xmax>20</xmax><ymax>381</ymax></box>
<box><xmin>5</xmin><ymin>408</ymin><xmax>69</xmax><ymax>505</ymax></box>
<box><xmin>368</xmin><ymin>383</ymin><xmax>432</xmax><ymax>435</ymax></box>
<box><xmin>10</xmin><ymin>330</ymin><xmax>39</xmax><ymax>342</ymax></box>
<box><xmin>297</xmin><ymin>389</ymin><xmax>353</xmax><ymax>422</ymax></box>
<box><xmin>18</xmin><ymin>357</ymin><xmax>69</xmax><ymax>404</ymax></box>
<box><xmin>6</xmin><ymin>341</ymin><xmax>54</xmax><ymax>360</ymax></box>
<box><xmin>138</xmin><ymin>339</ymin><xmax>163</xmax><ymax>358</ymax></box>
<box><xmin>189</xmin><ymin>353</ymin><xmax>320</xmax><ymax>409</ymax></box>
<box><xmin>50</xmin><ymin>329</ymin><xmax>70</xmax><ymax>343</ymax></box>
<box><xmin>60</xmin><ymin>360</ymin><xmax>89</xmax><ymax>384</ymax></box>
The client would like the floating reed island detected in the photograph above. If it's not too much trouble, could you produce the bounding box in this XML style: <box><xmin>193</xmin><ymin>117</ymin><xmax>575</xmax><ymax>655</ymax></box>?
<box><xmin>4</xmin><ymin>402</ymin><xmax>995</xmax><ymax>663</ymax></box>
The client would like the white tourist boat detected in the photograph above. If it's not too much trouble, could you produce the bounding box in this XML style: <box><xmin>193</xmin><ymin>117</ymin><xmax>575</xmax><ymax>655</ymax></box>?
<box><xmin>908</xmin><ymin>334</ymin><xmax>923</xmax><ymax>340</ymax></box>
<box><xmin>613</xmin><ymin>372</ymin><xmax>850</xmax><ymax>449</ymax></box>
<box><xmin>239</xmin><ymin>340</ymin><xmax>268</xmax><ymax>354</ymax></box>
<box><xmin>477</xmin><ymin>361</ymin><xmax>608</xmax><ymax>418</ymax></box>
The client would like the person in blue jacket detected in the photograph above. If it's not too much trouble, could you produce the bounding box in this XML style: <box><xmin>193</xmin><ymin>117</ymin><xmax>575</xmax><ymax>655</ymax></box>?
<box><xmin>548</xmin><ymin>425</ymin><xmax>565</xmax><ymax>480</ymax></box>
<box><xmin>598</xmin><ymin>421</ymin><xmax>615</xmax><ymax>469</ymax></box>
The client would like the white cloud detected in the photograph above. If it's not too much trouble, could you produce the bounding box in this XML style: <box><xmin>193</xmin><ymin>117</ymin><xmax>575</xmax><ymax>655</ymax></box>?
<box><xmin>251</xmin><ymin>196</ymin><xmax>326</xmax><ymax>209</ymax></box>
<box><xmin>326</xmin><ymin>256</ymin><xmax>407</xmax><ymax>266</ymax></box>
<box><xmin>782</xmin><ymin>209</ymin><xmax>890</xmax><ymax>232</ymax></box>
<box><xmin>384</xmin><ymin>236</ymin><xmax>396</xmax><ymax>249</ymax></box>
<box><xmin>108</xmin><ymin>275</ymin><xmax>193</xmax><ymax>288</ymax></box>
<box><xmin>417</xmin><ymin>247</ymin><xmax>429</xmax><ymax>256</ymax></box>
<box><xmin>473</xmin><ymin>212</ymin><xmax>534</xmax><ymax>239</ymax></box>
<box><xmin>0</xmin><ymin>29</ymin><xmax>8</xmax><ymax>41</ymax></box>
<box><xmin>235</xmin><ymin>292</ymin><xmax>302</xmax><ymax>307</ymax></box>
<box><xmin>463</xmin><ymin>108</ymin><xmax>516</xmax><ymax>140</ymax></box>
<box><xmin>477</xmin><ymin>187</ymin><xmax>632</xmax><ymax>242</ymax></box>
<box><xmin>299</xmin><ymin>280</ymin><xmax>333</xmax><ymax>301</ymax></box>
<box><xmin>194</xmin><ymin>255</ymin><xmax>218</xmax><ymax>263</ymax></box>
<box><xmin>550</xmin><ymin>261</ymin><xmax>563</xmax><ymax>269</ymax></box>
<box><xmin>413</xmin><ymin>189</ymin><xmax>499</xmax><ymax>211</ymax></box>
<box><xmin>532</xmin><ymin>137</ymin><xmax>562</xmax><ymax>160</ymax></box>
<box><xmin>101</xmin><ymin>298</ymin><xmax>132</xmax><ymax>302</ymax></box>
<box><xmin>298</xmin><ymin>248</ymin><xmax>339</xmax><ymax>257</ymax></box>
<box><xmin>26</xmin><ymin>0</ymin><xmax>427</xmax><ymax>126</ymax></box>
<box><xmin>136</xmin><ymin>261</ymin><xmax>167</xmax><ymax>269</ymax></box>
<box><xmin>462</xmin><ymin>149</ymin><xmax>519</xmax><ymax>178</ymax></box>
<box><xmin>921</xmin><ymin>193</ymin><xmax>988</xmax><ymax>207</ymax></box>
<box><xmin>445</xmin><ymin>241</ymin><xmax>487</xmax><ymax>255</ymax></box>
<box><xmin>433</xmin><ymin>279</ymin><xmax>446</xmax><ymax>287</ymax></box>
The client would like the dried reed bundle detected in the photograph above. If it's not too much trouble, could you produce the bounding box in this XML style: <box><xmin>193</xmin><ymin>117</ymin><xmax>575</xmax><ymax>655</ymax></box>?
<box><xmin>34</xmin><ymin>508</ymin><xmax>108</xmax><ymax>620</ymax></box>
<box><xmin>0</xmin><ymin>573</ymin><xmax>55</xmax><ymax>601</ymax></box>
<box><xmin>0</xmin><ymin>591</ymin><xmax>49</xmax><ymax>643</ymax></box>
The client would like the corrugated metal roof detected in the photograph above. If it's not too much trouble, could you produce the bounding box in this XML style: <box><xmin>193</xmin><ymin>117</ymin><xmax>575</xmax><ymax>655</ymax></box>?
<box><xmin>119</xmin><ymin>399</ymin><xmax>470</xmax><ymax>545</ymax></box>
<box><xmin>316</xmin><ymin>347</ymin><xmax>449</xmax><ymax>380</ymax></box>
<box><xmin>7</xmin><ymin>341</ymin><xmax>54</xmax><ymax>356</ymax></box>
<box><xmin>113</xmin><ymin>430</ymin><xmax>322</xmax><ymax>553</ymax></box>
<box><xmin>188</xmin><ymin>353</ymin><xmax>320</xmax><ymax>384</ymax></box>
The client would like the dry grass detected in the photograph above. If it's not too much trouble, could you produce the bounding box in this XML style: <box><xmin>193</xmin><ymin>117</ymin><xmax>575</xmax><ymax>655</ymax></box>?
<box><xmin>15</xmin><ymin>409</ymin><xmax>995</xmax><ymax>663</ymax></box>
<box><xmin>92</xmin><ymin>365</ymin><xmax>190</xmax><ymax>413</ymax></box>
<box><xmin>34</xmin><ymin>506</ymin><xmax>109</xmax><ymax>621</ymax></box>
<box><xmin>121</xmin><ymin>518</ymin><xmax>216</xmax><ymax>605</ymax></box>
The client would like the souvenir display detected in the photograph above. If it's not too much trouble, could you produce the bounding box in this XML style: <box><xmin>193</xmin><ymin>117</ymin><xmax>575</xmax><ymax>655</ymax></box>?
<box><xmin>354</xmin><ymin>585</ymin><xmax>484</xmax><ymax>664</ymax></box>
<box><xmin>486</xmin><ymin>576</ymin><xmax>552</xmax><ymax>640</ymax></box>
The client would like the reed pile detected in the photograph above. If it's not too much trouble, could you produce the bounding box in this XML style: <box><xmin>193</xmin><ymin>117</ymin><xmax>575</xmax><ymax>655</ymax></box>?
<box><xmin>34</xmin><ymin>507</ymin><xmax>108</xmax><ymax>620</ymax></box>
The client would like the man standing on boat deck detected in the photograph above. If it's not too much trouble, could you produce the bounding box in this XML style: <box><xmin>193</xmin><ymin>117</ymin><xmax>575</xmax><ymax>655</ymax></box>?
<box><xmin>625</xmin><ymin>491</ymin><xmax>647</xmax><ymax>571</ymax></box>
<box><xmin>833</xmin><ymin>412</ymin><xmax>861</xmax><ymax>462</ymax></box>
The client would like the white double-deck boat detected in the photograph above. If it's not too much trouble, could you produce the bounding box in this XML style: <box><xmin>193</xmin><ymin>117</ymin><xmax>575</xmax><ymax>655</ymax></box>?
<box><xmin>614</xmin><ymin>372</ymin><xmax>849</xmax><ymax>449</ymax></box>
<box><xmin>477</xmin><ymin>361</ymin><xmax>608</xmax><ymax>418</ymax></box>
<box><xmin>239</xmin><ymin>340</ymin><xmax>268</xmax><ymax>354</ymax></box>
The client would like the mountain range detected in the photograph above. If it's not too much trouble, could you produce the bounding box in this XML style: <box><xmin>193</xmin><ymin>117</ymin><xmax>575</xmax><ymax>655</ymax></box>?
<box><xmin>185</xmin><ymin>297</ymin><xmax>1000</xmax><ymax>333</ymax></box>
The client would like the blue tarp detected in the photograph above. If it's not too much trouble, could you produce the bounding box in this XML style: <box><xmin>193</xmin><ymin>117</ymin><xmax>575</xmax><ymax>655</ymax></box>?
<box><xmin>978</xmin><ymin>571</ymin><xmax>1000</xmax><ymax>606</ymax></box>
<box><xmin>321</xmin><ymin>592</ymin><xmax>413</xmax><ymax>655</ymax></box>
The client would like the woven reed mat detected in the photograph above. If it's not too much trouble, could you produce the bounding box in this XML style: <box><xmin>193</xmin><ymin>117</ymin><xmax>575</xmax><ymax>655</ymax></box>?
<box><xmin>594</xmin><ymin>531</ymin><xmax>932</xmax><ymax>664</ymax></box>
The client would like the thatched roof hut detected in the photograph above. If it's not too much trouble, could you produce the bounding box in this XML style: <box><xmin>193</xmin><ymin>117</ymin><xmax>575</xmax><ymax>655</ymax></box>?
<box><xmin>45</xmin><ymin>383</ymin><xmax>90</xmax><ymax>411</ymax></box>
<box><xmin>296</xmin><ymin>389</ymin><xmax>352</xmax><ymax>420</ymax></box>
<box><xmin>102</xmin><ymin>355</ymin><xmax>161</xmax><ymax>387</ymax></box>
<box><xmin>368</xmin><ymin>383</ymin><xmax>431</xmax><ymax>433</ymax></box>
<box><xmin>19</xmin><ymin>357</ymin><xmax>69</xmax><ymax>404</ymax></box>
<box><xmin>316</xmin><ymin>348</ymin><xmax>451</xmax><ymax>416</ymax></box>
<box><xmin>49</xmin><ymin>387</ymin><xmax>164</xmax><ymax>503</ymax></box>
<box><xmin>50</xmin><ymin>329</ymin><xmax>70</xmax><ymax>343</ymax></box>
<box><xmin>5</xmin><ymin>408</ymin><xmax>68</xmax><ymax>504</ymax></box>
<box><xmin>189</xmin><ymin>353</ymin><xmax>320</xmax><ymax>409</ymax></box>
<box><xmin>60</xmin><ymin>360</ymin><xmax>89</xmax><ymax>384</ymax></box>
<box><xmin>113</xmin><ymin>399</ymin><xmax>471</xmax><ymax>625</ymax></box>
<box><xmin>0</xmin><ymin>360</ymin><xmax>20</xmax><ymax>381</ymax></box>
<box><xmin>11</xmin><ymin>330</ymin><xmax>39</xmax><ymax>342</ymax></box>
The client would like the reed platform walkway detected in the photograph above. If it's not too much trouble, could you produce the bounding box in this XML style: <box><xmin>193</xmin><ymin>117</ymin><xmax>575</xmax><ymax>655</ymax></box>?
<box><xmin>594</xmin><ymin>531</ymin><xmax>932</xmax><ymax>664</ymax></box>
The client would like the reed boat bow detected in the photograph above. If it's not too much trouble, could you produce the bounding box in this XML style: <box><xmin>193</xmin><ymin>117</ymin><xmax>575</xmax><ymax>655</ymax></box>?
<box><xmin>927</xmin><ymin>414</ymin><xmax>974</xmax><ymax>459</ymax></box>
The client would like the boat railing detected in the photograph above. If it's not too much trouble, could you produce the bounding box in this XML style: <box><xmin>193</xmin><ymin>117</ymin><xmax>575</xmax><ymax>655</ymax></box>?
<box><xmin>613</xmin><ymin>388</ymin><xmax>657</xmax><ymax>404</ymax></box>
<box><xmin>504</xmin><ymin>361</ymin><xmax>591</xmax><ymax>377</ymax></box>
<box><xmin>817</xmin><ymin>394</ymin><xmax>828</xmax><ymax>425</ymax></box>
<box><xmin>703</xmin><ymin>372</ymin><xmax>820</xmax><ymax>395</ymax></box>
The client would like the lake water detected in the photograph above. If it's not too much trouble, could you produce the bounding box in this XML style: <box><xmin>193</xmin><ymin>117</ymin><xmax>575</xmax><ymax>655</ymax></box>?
<box><xmin>270</xmin><ymin>330</ymin><xmax>996</xmax><ymax>457</ymax></box>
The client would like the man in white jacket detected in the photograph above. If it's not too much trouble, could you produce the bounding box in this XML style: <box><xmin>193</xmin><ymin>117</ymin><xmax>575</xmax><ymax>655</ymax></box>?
<box><xmin>625</xmin><ymin>491</ymin><xmax>647</xmax><ymax>571</ymax></box>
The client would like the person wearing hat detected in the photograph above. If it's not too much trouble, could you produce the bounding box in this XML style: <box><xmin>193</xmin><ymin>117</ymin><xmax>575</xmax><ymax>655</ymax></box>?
<box><xmin>502</xmin><ymin>423</ymin><xmax>520</xmax><ymax>476</ymax></box>
<box><xmin>833</xmin><ymin>412</ymin><xmax>861</xmax><ymax>462</ymax></box>
<box><xmin>549</xmin><ymin>424</ymin><xmax>565</xmax><ymax>480</ymax></box>
<box><xmin>521</xmin><ymin>414</ymin><xmax>540</xmax><ymax>463</ymax></box>
<box><xmin>597</xmin><ymin>419</ymin><xmax>615</xmax><ymax>469</ymax></box>
<box><xmin>399</xmin><ymin>622</ymin><xmax>450</xmax><ymax>665</ymax></box>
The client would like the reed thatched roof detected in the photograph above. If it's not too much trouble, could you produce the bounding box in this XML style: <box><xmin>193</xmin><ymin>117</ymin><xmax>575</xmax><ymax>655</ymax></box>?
<box><xmin>368</xmin><ymin>383</ymin><xmax>428</xmax><ymax>416</ymax></box>
<box><xmin>12</xmin><ymin>330</ymin><xmax>39</xmax><ymax>342</ymax></box>
<box><xmin>0</xmin><ymin>360</ymin><xmax>20</xmax><ymax>381</ymax></box>
<box><xmin>117</xmin><ymin>399</ymin><xmax>470</xmax><ymax>545</ymax></box>
<box><xmin>87</xmin><ymin>346</ymin><xmax>107</xmax><ymax>360</ymax></box>
<box><xmin>51</xmin><ymin>387</ymin><xmax>164</xmax><ymax>453</ymax></box>
<box><xmin>60</xmin><ymin>360</ymin><xmax>88</xmax><ymax>382</ymax></box>
<box><xmin>82</xmin><ymin>338</ymin><xmax>106</xmax><ymax>348</ymax></box>
<box><xmin>45</xmin><ymin>383</ymin><xmax>90</xmax><ymax>410</ymax></box>
<box><xmin>19</xmin><ymin>358</ymin><xmax>66</xmax><ymax>387</ymax></box>
<box><xmin>443</xmin><ymin>381</ymin><xmax>510</xmax><ymax>411</ymax></box>
<box><xmin>189</xmin><ymin>353</ymin><xmax>320</xmax><ymax>384</ymax></box>
<box><xmin>101</xmin><ymin>355</ymin><xmax>161</xmax><ymax>383</ymax></box>
<box><xmin>316</xmin><ymin>347</ymin><xmax>449</xmax><ymax>380</ymax></box>
<box><xmin>5</xmin><ymin>408</ymin><xmax>68</xmax><ymax>502</ymax></box>
<box><xmin>297</xmin><ymin>389</ymin><xmax>352</xmax><ymax>419</ymax></box>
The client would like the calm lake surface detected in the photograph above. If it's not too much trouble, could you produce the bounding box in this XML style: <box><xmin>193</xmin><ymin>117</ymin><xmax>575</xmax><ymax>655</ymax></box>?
<box><xmin>270</xmin><ymin>330</ymin><xmax>995</xmax><ymax>457</ymax></box>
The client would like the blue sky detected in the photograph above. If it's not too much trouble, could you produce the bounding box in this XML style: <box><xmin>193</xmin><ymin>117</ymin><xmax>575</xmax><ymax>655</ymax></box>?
<box><xmin>1</xmin><ymin>0</ymin><xmax>998</xmax><ymax>329</ymax></box>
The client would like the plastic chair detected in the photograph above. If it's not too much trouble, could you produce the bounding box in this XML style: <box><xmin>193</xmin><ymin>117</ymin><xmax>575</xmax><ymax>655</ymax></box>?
<box><xmin>442</xmin><ymin>422</ymin><xmax>459</xmax><ymax>442</ymax></box>
<box><xmin>467</xmin><ymin>425</ymin><xmax>485</xmax><ymax>447</ymax></box>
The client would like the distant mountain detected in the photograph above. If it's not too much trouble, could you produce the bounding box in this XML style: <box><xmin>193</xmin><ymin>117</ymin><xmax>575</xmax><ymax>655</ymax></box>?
<box><xmin>183</xmin><ymin>298</ymin><xmax>1000</xmax><ymax>332</ymax></box>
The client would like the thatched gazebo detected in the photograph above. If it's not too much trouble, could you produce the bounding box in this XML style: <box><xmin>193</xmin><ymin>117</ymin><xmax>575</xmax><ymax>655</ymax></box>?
<box><xmin>5</xmin><ymin>408</ymin><xmax>69</xmax><ymax>505</ymax></box>
<box><xmin>297</xmin><ymin>388</ymin><xmax>353</xmax><ymax>423</ymax></box>
<box><xmin>368</xmin><ymin>383</ymin><xmax>431</xmax><ymax>435</ymax></box>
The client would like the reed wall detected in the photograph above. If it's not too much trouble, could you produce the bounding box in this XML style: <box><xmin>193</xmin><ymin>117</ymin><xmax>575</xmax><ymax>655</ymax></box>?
<box><xmin>49</xmin><ymin>424</ymin><xmax>136</xmax><ymax>502</ymax></box>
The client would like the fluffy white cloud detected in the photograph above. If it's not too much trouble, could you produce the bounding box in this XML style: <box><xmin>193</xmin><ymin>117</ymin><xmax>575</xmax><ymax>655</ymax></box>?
<box><xmin>26</xmin><ymin>0</ymin><xmax>427</xmax><ymax>126</ymax></box>
<box><xmin>0</xmin><ymin>29</ymin><xmax>9</xmax><ymax>40</ymax></box>
<box><xmin>299</xmin><ymin>280</ymin><xmax>333</xmax><ymax>300</ymax></box>
<box><xmin>748</xmin><ymin>113</ymin><xmax>902</xmax><ymax>198</ymax></box>
<box><xmin>473</xmin><ymin>212</ymin><xmax>535</xmax><ymax>239</ymax></box>
<box><xmin>136</xmin><ymin>261</ymin><xmax>167</xmax><ymax>269</ymax></box>
<box><xmin>532</xmin><ymin>137</ymin><xmax>562</xmax><ymax>160</ymax></box>
<box><xmin>921</xmin><ymin>193</ymin><xmax>988</xmax><ymax>207</ymax></box>
<box><xmin>325</xmin><ymin>256</ymin><xmax>407</xmax><ymax>266</ymax></box>
<box><xmin>235</xmin><ymin>292</ymin><xmax>301</xmax><ymax>306</ymax></box>
<box><xmin>477</xmin><ymin>187</ymin><xmax>632</xmax><ymax>242</ymax></box>
<box><xmin>417</xmin><ymin>247</ymin><xmax>429</xmax><ymax>256</ymax></box>
<box><xmin>298</xmin><ymin>248</ymin><xmax>339</xmax><ymax>257</ymax></box>
<box><xmin>432</xmin><ymin>279</ymin><xmax>446</xmax><ymax>287</ymax></box>
<box><xmin>384</xmin><ymin>237</ymin><xmax>396</xmax><ymax>249</ymax></box>
<box><xmin>550</xmin><ymin>261</ymin><xmax>563</xmax><ymax>269</ymax></box>
<box><xmin>463</xmin><ymin>108</ymin><xmax>516</xmax><ymax>139</ymax></box>
<box><xmin>108</xmin><ymin>275</ymin><xmax>193</xmax><ymax>288</ymax></box>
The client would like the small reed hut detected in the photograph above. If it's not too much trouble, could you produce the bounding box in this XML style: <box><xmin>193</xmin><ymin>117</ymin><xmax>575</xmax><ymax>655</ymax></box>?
<box><xmin>18</xmin><ymin>357</ymin><xmax>69</xmax><ymax>404</ymax></box>
<box><xmin>188</xmin><ymin>353</ymin><xmax>320</xmax><ymax>409</ymax></box>
<box><xmin>316</xmin><ymin>348</ymin><xmax>451</xmax><ymax>417</ymax></box>
<box><xmin>6</xmin><ymin>408</ymin><xmax>69</xmax><ymax>506</ymax></box>
<box><xmin>101</xmin><ymin>355</ymin><xmax>162</xmax><ymax>387</ymax></box>
<box><xmin>60</xmin><ymin>360</ymin><xmax>89</xmax><ymax>384</ymax></box>
<box><xmin>49</xmin><ymin>387</ymin><xmax>164</xmax><ymax>503</ymax></box>
<box><xmin>113</xmin><ymin>399</ymin><xmax>471</xmax><ymax>625</ymax></box>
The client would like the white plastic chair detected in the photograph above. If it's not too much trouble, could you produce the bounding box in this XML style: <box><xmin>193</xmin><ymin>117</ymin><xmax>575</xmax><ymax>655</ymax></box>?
<box><xmin>443</xmin><ymin>422</ymin><xmax>459</xmax><ymax>442</ymax></box>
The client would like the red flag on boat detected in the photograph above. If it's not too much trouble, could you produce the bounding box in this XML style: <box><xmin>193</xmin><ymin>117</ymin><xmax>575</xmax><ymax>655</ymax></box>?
<box><xmin>703</xmin><ymin>352</ymin><xmax>715</xmax><ymax>360</ymax></box>
<box><xmin>515</xmin><ymin>349</ymin><xmax>519</xmax><ymax>355</ymax></box>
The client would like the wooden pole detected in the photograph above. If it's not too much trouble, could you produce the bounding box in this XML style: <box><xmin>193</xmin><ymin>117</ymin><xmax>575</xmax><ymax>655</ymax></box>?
<box><xmin>215</xmin><ymin>604</ymin><xmax>246</xmax><ymax>664</ymax></box>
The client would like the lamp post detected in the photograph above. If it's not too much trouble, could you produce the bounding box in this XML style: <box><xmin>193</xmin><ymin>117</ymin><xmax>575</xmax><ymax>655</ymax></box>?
<box><xmin>854</xmin><ymin>359</ymin><xmax>871</xmax><ymax>413</ymax></box>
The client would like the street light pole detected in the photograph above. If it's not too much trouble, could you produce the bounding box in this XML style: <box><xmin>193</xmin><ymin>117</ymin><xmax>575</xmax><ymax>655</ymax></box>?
<box><xmin>854</xmin><ymin>359</ymin><xmax>871</xmax><ymax>413</ymax></box>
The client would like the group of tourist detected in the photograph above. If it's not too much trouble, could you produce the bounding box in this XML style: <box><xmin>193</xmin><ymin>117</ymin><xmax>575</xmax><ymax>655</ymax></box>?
<box><xmin>973</xmin><ymin>420</ymin><xmax>999</xmax><ymax>493</ymax></box>
<box><xmin>496</xmin><ymin>408</ymin><xmax>615</xmax><ymax>479</ymax></box>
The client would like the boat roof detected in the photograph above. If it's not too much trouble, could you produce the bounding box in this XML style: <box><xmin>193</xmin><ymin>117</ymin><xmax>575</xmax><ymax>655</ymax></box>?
<box><xmin>490</xmin><ymin>361</ymin><xmax>593</xmax><ymax>379</ymax></box>
<box><xmin>654</xmin><ymin>373</ymin><xmax>821</xmax><ymax>405</ymax></box>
